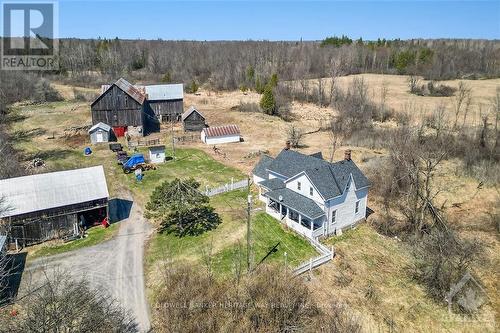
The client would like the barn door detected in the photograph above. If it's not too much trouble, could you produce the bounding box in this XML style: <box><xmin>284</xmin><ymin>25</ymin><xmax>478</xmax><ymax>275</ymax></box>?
<box><xmin>96</xmin><ymin>131</ymin><xmax>104</xmax><ymax>142</ymax></box>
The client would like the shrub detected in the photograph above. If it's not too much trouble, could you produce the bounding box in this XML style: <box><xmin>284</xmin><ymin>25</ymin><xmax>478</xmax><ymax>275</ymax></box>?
<box><xmin>33</xmin><ymin>79</ymin><xmax>63</xmax><ymax>103</ymax></box>
<box><xmin>237</xmin><ymin>101</ymin><xmax>260</xmax><ymax>113</ymax></box>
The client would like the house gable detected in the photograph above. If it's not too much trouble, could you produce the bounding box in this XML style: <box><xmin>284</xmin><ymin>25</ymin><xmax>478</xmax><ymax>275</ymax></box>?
<box><xmin>284</xmin><ymin>171</ymin><xmax>325</xmax><ymax>203</ymax></box>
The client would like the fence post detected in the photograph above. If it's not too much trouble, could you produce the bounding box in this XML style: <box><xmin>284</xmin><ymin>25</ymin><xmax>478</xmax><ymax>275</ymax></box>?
<box><xmin>231</xmin><ymin>177</ymin><xmax>234</xmax><ymax>190</ymax></box>
<box><xmin>205</xmin><ymin>185</ymin><xmax>209</xmax><ymax>195</ymax></box>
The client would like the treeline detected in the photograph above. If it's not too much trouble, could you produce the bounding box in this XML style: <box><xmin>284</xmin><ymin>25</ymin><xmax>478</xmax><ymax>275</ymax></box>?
<box><xmin>55</xmin><ymin>38</ymin><xmax>500</xmax><ymax>89</ymax></box>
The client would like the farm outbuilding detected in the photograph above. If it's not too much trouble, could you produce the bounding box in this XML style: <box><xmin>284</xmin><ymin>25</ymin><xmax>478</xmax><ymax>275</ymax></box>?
<box><xmin>88</xmin><ymin>122</ymin><xmax>114</xmax><ymax>143</ymax></box>
<box><xmin>148</xmin><ymin>145</ymin><xmax>166</xmax><ymax>164</ymax></box>
<box><xmin>182</xmin><ymin>106</ymin><xmax>206</xmax><ymax>132</ymax></box>
<box><xmin>138</xmin><ymin>84</ymin><xmax>184</xmax><ymax>122</ymax></box>
<box><xmin>201</xmin><ymin>125</ymin><xmax>241</xmax><ymax>145</ymax></box>
<box><xmin>0</xmin><ymin>166</ymin><xmax>109</xmax><ymax>247</ymax></box>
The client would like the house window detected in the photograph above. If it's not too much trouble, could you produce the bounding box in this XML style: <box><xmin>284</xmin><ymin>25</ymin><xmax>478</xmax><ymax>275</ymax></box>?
<box><xmin>297</xmin><ymin>182</ymin><xmax>301</xmax><ymax>190</ymax></box>
<box><xmin>331</xmin><ymin>210</ymin><xmax>336</xmax><ymax>224</ymax></box>
<box><xmin>309</xmin><ymin>187</ymin><xmax>314</xmax><ymax>196</ymax></box>
<box><xmin>355</xmin><ymin>200</ymin><xmax>360</xmax><ymax>214</ymax></box>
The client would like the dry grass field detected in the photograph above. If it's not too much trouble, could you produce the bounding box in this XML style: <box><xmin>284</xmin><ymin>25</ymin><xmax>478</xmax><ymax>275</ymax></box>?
<box><xmin>11</xmin><ymin>73</ymin><xmax>497</xmax><ymax>331</ymax></box>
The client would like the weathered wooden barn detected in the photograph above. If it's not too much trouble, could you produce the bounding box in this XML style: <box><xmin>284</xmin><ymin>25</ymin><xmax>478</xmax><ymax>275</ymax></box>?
<box><xmin>0</xmin><ymin>166</ymin><xmax>109</xmax><ymax>247</ymax></box>
<box><xmin>138</xmin><ymin>84</ymin><xmax>184</xmax><ymax>122</ymax></box>
<box><xmin>91</xmin><ymin>78</ymin><xmax>152</xmax><ymax>137</ymax></box>
<box><xmin>182</xmin><ymin>106</ymin><xmax>206</xmax><ymax>132</ymax></box>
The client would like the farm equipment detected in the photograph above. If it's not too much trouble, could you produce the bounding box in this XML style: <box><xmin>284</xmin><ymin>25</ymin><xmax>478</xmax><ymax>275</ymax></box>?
<box><xmin>109</xmin><ymin>143</ymin><xmax>123</xmax><ymax>152</ymax></box>
<box><xmin>122</xmin><ymin>154</ymin><xmax>156</xmax><ymax>174</ymax></box>
<box><xmin>116</xmin><ymin>151</ymin><xmax>129</xmax><ymax>165</ymax></box>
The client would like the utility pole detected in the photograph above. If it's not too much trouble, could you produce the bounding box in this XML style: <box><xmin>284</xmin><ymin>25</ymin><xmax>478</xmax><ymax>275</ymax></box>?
<box><xmin>246</xmin><ymin>176</ymin><xmax>252</xmax><ymax>273</ymax></box>
<box><xmin>171</xmin><ymin>119</ymin><xmax>175</xmax><ymax>158</ymax></box>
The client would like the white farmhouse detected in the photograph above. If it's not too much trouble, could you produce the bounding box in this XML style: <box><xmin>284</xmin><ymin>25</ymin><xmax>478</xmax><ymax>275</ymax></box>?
<box><xmin>201</xmin><ymin>125</ymin><xmax>241</xmax><ymax>145</ymax></box>
<box><xmin>252</xmin><ymin>147</ymin><xmax>370</xmax><ymax>240</ymax></box>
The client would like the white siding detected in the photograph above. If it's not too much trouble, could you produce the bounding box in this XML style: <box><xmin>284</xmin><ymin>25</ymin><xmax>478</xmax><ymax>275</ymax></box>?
<box><xmin>324</xmin><ymin>177</ymin><xmax>368</xmax><ymax>234</ymax></box>
<box><xmin>203</xmin><ymin>134</ymin><xmax>240</xmax><ymax>145</ymax></box>
<box><xmin>268</xmin><ymin>171</ymin><xmax>287</xmax><ymax>181</ymax></box>
<box><xmin>285</xmin><ymin>173</ymin><xmax>324</xmax><ymax>204</ymax></box>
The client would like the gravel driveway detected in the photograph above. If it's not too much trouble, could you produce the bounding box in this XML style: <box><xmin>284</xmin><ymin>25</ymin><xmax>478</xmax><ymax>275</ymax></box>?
<box><xmin>21</xmin><ymin>196</ymin><xmax>153</xmax><ymax>332</ymax></box>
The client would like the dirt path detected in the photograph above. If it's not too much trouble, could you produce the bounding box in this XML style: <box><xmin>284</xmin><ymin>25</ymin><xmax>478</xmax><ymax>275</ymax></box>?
<box><xmin>21</xmin><ymin>197</ymin><xmax>153</xmax><ymax>332</ymax></box>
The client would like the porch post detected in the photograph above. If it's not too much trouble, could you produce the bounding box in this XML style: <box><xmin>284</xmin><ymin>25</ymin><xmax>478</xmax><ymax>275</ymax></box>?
<box><xmin>310</xmin><ymin>217</ymin><xmax>314</xmax><ymax>232</ymax></box>
<box><xmin>298</xmin><ymin>214</ymin><xmax>301</xmax><ymax>224</ymax></box>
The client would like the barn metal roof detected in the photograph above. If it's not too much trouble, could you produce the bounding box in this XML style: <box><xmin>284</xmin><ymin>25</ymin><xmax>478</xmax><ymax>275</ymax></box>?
<box><xmin>94</xmin><ymin>78</ymin><xmax>146</xmax><ymax>106</ymax></box>
<box><xmin>138</xmin><ymin>84</ymin><xmax>184</xmax><ymax>101</ymax></box>
<box><xmin>0</xmin><ymin>235</ymin><xmax>6</xmax><ymax>251</ymax></box>
<box><xmin>0</xmin><ymin>166</ymin><xmax>109</xmax><ymax>218</ymax></box>
<box><xmin>203</xmin><ymin>125</ymin><xmax>240</xmax><ymax>138</ymax></box>
<box><xmin>88</xmin><ymin>122</ymin><xmax>111</xmax><ymax>133</ymax></box>
<box><xmin>181</xmin><ymin>106</ymin><xmax>205</xmax><ymax>121</ymax></box>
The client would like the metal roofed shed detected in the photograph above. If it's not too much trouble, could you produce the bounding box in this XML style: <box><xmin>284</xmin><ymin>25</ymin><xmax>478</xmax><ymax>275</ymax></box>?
<box><xmin>149</xmin><ymin>145</ymin><xmax>166</xmax><ymax>164</ymax></box>
<box><xmin>0</xmin><ymin>235</ymin><xmax>6</xmax><ymax>255</ymax></box>
<box><xmin>0</xmin><ymin>166</ymin><xmax>110</xmax><ymax>247</ymax></box>
<box><xmin>88</xmin><ymin>122</ymin><xmax>115</xmax><ymax>143</ymax></box>
<box><xmin>141</xmin><ymin>84</ymin><xmax>184</xmax><ymax>101</ymax></box>
<box><xmin>201</xmin><ymin>125</ymin><xmax>241</xmax><ymax>145</ymax></box>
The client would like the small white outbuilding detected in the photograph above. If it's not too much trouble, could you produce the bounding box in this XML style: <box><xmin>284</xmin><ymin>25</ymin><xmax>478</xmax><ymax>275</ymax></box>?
<box><xmin>201</xmin><ymin>125</ymin><xmax>241</xmax><ymax>145</ymax></box>
<box><xmin>88</xmin><ymin>122</ymin><xmax>113</xmax><ymax>144</ymax></box>
<box><xmin>149</xmin><ymin>145</ymin><xmax>166</xmax><ymax>164</ymax></box>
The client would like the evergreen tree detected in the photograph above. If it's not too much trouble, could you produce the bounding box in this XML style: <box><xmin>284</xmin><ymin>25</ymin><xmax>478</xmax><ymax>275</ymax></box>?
<box><xmin>269</xmin><ymin>73</ymin><xmax>278</xmax><ymax>88</ymax></box>
<box><xmin>260</xmin><ymin>85</ymin><xmax>276</xmax><ymax>115</ymax></box>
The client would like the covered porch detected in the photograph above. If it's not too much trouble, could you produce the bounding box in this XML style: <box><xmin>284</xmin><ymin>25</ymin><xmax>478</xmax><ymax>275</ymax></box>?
<box><xmin>264</xmin><ymin>188</ymin><xmax>325</xmax><ymax>239</ymax></box>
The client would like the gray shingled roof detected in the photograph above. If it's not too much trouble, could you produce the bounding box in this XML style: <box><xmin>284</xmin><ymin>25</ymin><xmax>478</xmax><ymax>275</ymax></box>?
<box><xmin>258</xmin><ymin>178</ymin><xmax>285</xmax><ymax>191</ymax></box>
<box><xmin>252</xmin><ymin>155</ymin><xmax>274</xmax><ymax>179</ymax></box>
<box><xmin>266</xmin><ymin>149</ymin><xmax>370</xmax><ymax>200</ymax></box>
<box><xmin>264</xmin><ymin>188</ymin><xmax>325</xmax><ymax>219</ymax></box>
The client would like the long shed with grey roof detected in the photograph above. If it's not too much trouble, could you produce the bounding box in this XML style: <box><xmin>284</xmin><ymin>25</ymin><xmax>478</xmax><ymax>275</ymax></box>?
<box><xmin>0</xmin><ymin>166</ymin><xmax>109</xmax><ymax>247</ymax></box>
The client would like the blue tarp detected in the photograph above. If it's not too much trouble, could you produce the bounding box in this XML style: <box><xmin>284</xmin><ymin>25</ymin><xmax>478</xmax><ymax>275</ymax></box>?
<box><xmin>124</xmin><ymin>154</ymin><xmax>145</xmax><ymax>169</ymax></box>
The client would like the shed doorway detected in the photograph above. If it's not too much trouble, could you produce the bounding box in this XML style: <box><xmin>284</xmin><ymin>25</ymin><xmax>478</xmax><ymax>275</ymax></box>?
<box><xmin>96</xmin><ymin>131</ymin><xmax>104</xmax><ymax>142</ymax></box>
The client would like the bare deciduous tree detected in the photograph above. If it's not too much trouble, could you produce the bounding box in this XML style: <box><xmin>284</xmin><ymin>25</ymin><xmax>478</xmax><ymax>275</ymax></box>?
<box><xmin>453</xmin><ymin>81</ymin><xmax>472</xmax><ymax>130</ymax></box>
<box><xmin>287</xmin><ymin>125</ymin><xmax>304</xmax><ymax>148</ymax></box>
<box><xmin>1</xmin><ymin>270</ymin><xmax>138</xmax><ymax>333</ymax></box>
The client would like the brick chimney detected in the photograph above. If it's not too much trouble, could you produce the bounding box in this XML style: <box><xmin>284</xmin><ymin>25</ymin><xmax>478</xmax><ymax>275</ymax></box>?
<box><xmin>344</xmin><ymin>149</ymin><xmax>352</xmax><ymax>161</ymax></box>
<box><xmin>285</xmin><ymin>140</ymin><xmax>291</xmax><ymax>150</ymax></box>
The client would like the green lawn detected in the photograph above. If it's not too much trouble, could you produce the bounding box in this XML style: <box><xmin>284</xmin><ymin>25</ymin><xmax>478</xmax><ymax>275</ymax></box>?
<box><xmin>27</xmin><ymin>223</ymin><xmax>120</xmax><ymax>259</ymax></box>
<box><xmin>211</xmin><ymin>213</ymin><xmax>318</xmax><ymax>275</ymax></box>
<box><xmin>124</xmin><ymin>148</ymin><xmax>245</xmax><ymax>204</ymax></box>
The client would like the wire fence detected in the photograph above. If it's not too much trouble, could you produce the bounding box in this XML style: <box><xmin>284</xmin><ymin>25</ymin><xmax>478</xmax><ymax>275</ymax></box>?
<box><xmin>204</xmin><ymin>179</ymin><xmax>249</xmax><ymax>197</ymax></box>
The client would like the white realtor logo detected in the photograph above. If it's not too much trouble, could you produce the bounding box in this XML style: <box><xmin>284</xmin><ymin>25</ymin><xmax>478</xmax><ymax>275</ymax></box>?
<box><xmin>445</xmin><ymin>272</ymin><xmax>487</xmax><ymax>313</ymax></box>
